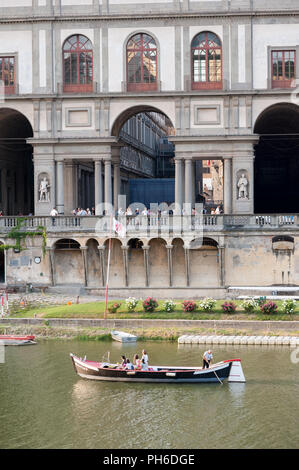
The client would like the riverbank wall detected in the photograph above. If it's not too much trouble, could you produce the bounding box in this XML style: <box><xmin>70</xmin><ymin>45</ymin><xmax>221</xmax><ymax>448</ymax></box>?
<box><xmin>1</xmin><ymin>318</ymin><xmax>299</xmax><ymax>342</ymax></box>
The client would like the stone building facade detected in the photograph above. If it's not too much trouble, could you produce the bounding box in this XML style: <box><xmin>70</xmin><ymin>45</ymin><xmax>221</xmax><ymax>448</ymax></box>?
<box><xmin>0</xmin><ymin>0</ymin><xmax>299</xmax><ymax>295</ymax></box>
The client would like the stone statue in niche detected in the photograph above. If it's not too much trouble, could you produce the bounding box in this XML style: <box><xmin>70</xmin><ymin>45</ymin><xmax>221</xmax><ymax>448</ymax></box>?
<box><xmin>39</xmin><ymin>176</ymin><xmax>50</xmax><ymax>202</ymax></box>
<box><xmin>237</xmin><ymin>173</ymin><xmax>248</xmax><ymax>199</ymax></box>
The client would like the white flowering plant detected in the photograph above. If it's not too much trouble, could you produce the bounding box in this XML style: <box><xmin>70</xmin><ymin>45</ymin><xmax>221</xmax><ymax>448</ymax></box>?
<box><xmin>125</xmin><ymin>297</ymin><xmax>139</xmax><ymax>312</ymax></box>
<box><xmin>163</xmin><ymin>300</ymin><xmax>176</xmax><ymax>313</ymax></box>
<box><xmin>282</xmin><ymin>298</ymin><xmax>296</xmax><ymax>314</ymax></box>
<box><xmin>241</xmin><ymin>298</ymin><xmax>258</xmax><ymax>313</ymax></box>
<box><xmin>198</xmin><ymin>297</ymin><xmax>216</xmax><ymax>312</ymax></box>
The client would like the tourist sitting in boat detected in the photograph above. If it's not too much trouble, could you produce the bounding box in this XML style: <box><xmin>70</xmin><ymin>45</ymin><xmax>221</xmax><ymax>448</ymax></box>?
<box><xmin>141</xmin><ymin>358</ymin><xmax>148</xmax><ymax>371</ymax></box>
<box><xmin>125</xmin><ymin>358</ymin><xmax>134</xmax><ymax>370</ymax></box>
<box><xmin>120</xmin><ymin>355</ymin><xmax>127</xmax><ymax>368</ymax></box>
<box><xmin>133</xmin><ymin>354</ymin><xmax>142</xmax><ymax>370</ymax></box>
<box><xmin>202</xmin><ymin>350</ymin><xmax>213</xmax><ymax>369</ymax></box>
<box><xmin>142</xmin><ymin>349</ymin><xmax>149</xmax><ymax>366</ymax></box>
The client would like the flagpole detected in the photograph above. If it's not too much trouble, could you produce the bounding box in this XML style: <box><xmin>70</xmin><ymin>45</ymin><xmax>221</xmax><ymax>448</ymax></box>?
<box><xmin>104</xmin><ymin>213</ymin><xmax>113</xmax><ymax>319</ymax></box>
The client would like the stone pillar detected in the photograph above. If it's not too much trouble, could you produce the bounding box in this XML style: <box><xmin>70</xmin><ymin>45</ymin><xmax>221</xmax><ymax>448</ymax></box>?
<box><xmin>184</xmin><ymin>245</ymin><xmax>190</xmax><ymax>286</ymax></box>
<box><xmin>56</xmin><ymin>160</ymin><xmax>64</xmax><ymax>214</ymax></box>
<box><xmin>113</xmin><ymin>162</ymin><xmax>121</xmax><ymax>212</ymax></box>
<box><xmin>233</xmin><ymin>153</ymin><xmax>255</xmax><ymax>214</ymax></box>
<box><xmin>166</xmin><ymin>244</ymin><xmax>173</xmax><ymax>287</ymax></box>
<box><xmin>46</xmin><ymin>246</ymin><xmax>56</xmax><ymax>286</ymax></box>
<box><xmin>175</xmin><ymin>158</ymin><xmax>183</xmax><ymax>213</ymax></box>
<box><xmin>121</xmin><ymin>245</ymin><xmax>129</xmax><ymax>287</ymax></box>
<box><xmin>94</xmin><ymin>159</ymin><xmax>103</xmax><ymax>215</ymax></box>
<box><xmin>219</xmin><ymin>245</ymin><xmax>225</xmax><ymax>287</ymax></box>
<box><xmin>98</xmin><ymin>246</ymin><xmax>105</xmax><ymax>287</ymax></box>
<box><xmin>80</xmin><ymin>246</ymin><xmax>88</xmax><ymax>287</ymax></box>
<box><xmin>143</xmin><ymin>245</ymin><xmax>150</xmax><ymax>287</ymax></box>
<box><xmin>185</xmin><ymin>158</ymin><xmax>192</xmax><ymax>206</ymax></box>
<box><xmin>104</xmin><ymin>159</ymin><xmax>112</xmax><ymax>211</ymax></box>
<box><xmin>223</xmin><ymin>157</ymin><xmax>232</xmax><ymax>214</ymax></box>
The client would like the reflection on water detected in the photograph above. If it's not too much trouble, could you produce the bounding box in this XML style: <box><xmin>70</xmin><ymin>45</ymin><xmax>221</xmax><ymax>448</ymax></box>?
<box><xmin>0</xmin><ymin>340</ymin><xmax>299</xmax><ymax>449</ymax></box>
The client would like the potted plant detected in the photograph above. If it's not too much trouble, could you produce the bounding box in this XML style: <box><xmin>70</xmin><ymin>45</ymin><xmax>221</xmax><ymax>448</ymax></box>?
<box><xmin>163</xmin><ymin>300</ymin><xmax>176</xmax><ymax>313</ymax></box>
<box><xmin>241</xmin><ymin>298</ymin><xmax>258</xmax><ymax>313</ymax></box>
<box><xmin>125</xmin><ymin>297</ymin><xmax>139</xmax><ymax>312</ymax></box>
<box><xmin>282</xmin><ymin>298</ymin><xmax>296</xmax><ymax>314</ymax></box>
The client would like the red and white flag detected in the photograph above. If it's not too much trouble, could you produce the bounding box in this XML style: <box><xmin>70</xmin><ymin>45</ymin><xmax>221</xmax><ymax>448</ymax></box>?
<box><xmin>113</xmin><ymin>218</ymin><xmax>126</xmax><ymax>238</ymax></box>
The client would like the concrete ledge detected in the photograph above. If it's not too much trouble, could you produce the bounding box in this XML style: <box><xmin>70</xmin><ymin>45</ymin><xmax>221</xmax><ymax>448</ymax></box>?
<box><xmin>1</xmin><ymin>317</ymin><xmax>299</xmax><ymax>333</ymax></box>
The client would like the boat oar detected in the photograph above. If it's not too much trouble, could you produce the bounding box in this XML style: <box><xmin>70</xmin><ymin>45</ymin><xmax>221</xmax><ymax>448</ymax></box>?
<box><xmin>212</xmin><ymin>367</ymin><xmax>223</xmax><ymax>385</ymax></box>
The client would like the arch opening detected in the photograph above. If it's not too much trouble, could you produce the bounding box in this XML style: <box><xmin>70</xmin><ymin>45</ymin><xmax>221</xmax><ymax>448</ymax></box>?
<box><xmin>254</xmin><ymin>103</ymin><xmax>299</xmax><ymax>214</ymax></box>
<box><xmin>112</xmin><ymin>106</ymin><xmax>175</xmax><ymax>210</ymax></box>
<box><xmin>0</xmin><ymin>108</ymin><xmax>34</xmax><ymax>216</ymax></box>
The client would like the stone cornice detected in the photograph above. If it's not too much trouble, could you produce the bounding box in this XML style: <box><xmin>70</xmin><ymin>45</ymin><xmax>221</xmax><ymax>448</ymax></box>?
<box><xmin>3</xmin><ymin>88</ymin><xmax>298</xmax><ymax>101</ymax></box>
<box><xmin>1</xmin><ymin>10</ymin><xmax>299</xmax><ymax>25</ymax></box>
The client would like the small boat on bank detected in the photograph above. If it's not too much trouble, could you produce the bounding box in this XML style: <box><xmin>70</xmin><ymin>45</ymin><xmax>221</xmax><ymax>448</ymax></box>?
<box><xmin>0</xmin><ymin>335</ymin><xmax>36</xmax><ymax>346</ymax></box>
<box><xmin>111</xmin><ymin>330</ymin><xmax>137</xmax><ymax>343</ymax></box>
<box><xmin>70</xmin><ymin>353</ymin><xmax>246</xmax><ymax>384</ymax></box>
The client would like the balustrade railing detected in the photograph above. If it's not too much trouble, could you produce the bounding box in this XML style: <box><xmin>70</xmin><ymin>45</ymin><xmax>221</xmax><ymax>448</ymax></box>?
<box><xmin>0</xmin><ymin>214</ymin><xmax>298</xmax><ymax>235</ymax></box>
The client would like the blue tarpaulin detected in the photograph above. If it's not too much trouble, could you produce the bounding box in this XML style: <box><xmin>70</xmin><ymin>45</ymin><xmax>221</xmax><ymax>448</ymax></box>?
<box><xmin>129</xmin><ymin>178</ymin><xmax>175</xmax><ymax>207</ymax></box>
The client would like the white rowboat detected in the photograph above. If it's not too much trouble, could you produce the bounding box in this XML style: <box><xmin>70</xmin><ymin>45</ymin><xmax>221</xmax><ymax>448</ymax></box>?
<box><xmin>111</xmin><ymin>330</ymin><xmax>137</xmax><ymax>343</ymax></box>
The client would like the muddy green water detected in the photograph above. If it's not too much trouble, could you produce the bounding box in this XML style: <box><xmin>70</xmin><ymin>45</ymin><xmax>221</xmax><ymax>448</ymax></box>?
<box><xmin>0</xmin><ymin>340</ymin><xmax>298</xmax><ymax>449</ymax></box>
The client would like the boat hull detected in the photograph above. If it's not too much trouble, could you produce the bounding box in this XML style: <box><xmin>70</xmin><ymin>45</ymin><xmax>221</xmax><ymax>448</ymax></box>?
<box><xmin>0</xmin><ymin>335</ymin><xmax>36</xmax><ymax>346</ymax></box>
<box><xmin>70</xmin><ymin>354</ymin><xmax>233</xmax><ymax>384</ymax></box>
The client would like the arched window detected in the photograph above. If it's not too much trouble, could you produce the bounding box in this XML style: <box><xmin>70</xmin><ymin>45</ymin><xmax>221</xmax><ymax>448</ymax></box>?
<box><xmin>191</xmin><ymin>32</ymin><xmax>222</xmax><ymax>90</ymax></box>
<box><xmin>63</xmin><ymin>35</ymin><xmax>93</xmax><ymax>93</ymax></box>
<box><xmin>127</xmin><ymin>33</ymin><xmax>157</xmax><ymax>92</ymax></box>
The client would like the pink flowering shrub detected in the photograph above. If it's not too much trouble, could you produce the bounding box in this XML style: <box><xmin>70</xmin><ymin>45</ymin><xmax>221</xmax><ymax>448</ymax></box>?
<box><xmin>182</xmin><ymin>300</ymin><xmax>197</xmax><ymax>312</ymax></box>
<box><xmin>260</xmin><ymin>301</ymin><xmax>278</xmax><ymax>314</ymax></box>
<box><xmin>221</xmin><ymin>301</ymin><xmax>237</xmax><ymax>313</ymax></box>
<box><xmin>143</xmin><ymin>297</ymin><xmax>158</xmax><ymax>313</ymax></box>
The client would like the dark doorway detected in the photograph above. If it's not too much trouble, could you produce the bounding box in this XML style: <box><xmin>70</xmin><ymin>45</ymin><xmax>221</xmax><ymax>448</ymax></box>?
<box><xmin>0</xmin><ymin>248</ymin><xmax>5</xmax><ymax>283</ymax></box>
<box><xmin>254</xmin><ymin>103</ymin><xmax>299</xmax><ymax>214</ymax></box>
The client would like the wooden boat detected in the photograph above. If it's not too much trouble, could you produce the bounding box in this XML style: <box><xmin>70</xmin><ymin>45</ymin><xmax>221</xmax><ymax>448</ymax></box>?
<box><xmin>70</xmin><ymin>353</ymin><xmax>246</xmax><ymax>384</ymax></box>
<box><xmin>0</xmin><ymin>335</ymin><xmax>36</xmax><ymax>345</ymax></box>
<box><xmin>111</xmin><ymin>330</ymin><xmax>137</xmax><ymax>343</ymax></box>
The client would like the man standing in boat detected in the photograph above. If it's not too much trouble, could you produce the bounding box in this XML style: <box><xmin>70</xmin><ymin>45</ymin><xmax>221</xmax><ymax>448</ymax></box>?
<box><xmin>202</xmin><ymin>350</ymin><xmax>213</xmax><ymax>369</ymax></box>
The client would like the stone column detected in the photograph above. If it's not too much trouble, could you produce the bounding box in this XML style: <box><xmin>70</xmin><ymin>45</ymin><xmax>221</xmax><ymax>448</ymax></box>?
<box><xmin>166</xmin><ymin>244</ymin><xmax>173</xmax><ymax>287</ymax></box>
<box><xmin>80</xmin><ymin>246</ymin><xmax>88</xmax><ymax>287</ymax></box>
<box><xmin>143</xmin><ymin>245</ymin><xmax>150</xmax><ymax>287</ymax></box>
<box><xmin>113</xmin><ymin>162</ymin><xmax>121</xmax><ymax>212</ymax></box>
<box><xmin>94</xmin><ymin>159</ymin><xmax>103</xmax><ymax>215</ymax></box>
<box><xmin>98</xmin><ymin>246</ymin><xmax>105</xmax><ymax>287</ymax></box>
<box><xmin>46</xmin><ymin>246</ymin><xmax>56</xmax><ymax>286</ymax></box>
<box><xmin>219</xmin><ymin>245</ymin><xmax>225</xmax><ymax>287</ymax></box>
<box><xmin>184</xmin><ymin>245</ymin><xmax>190</xmax><ymax>286</ymax></box>
<box><xmin>223</xmin><ymin>157</ymin><xmax>232</xmax><ymax>214</ymax></box>
<box><xmin>175</xmin><ymin>158</ymin><xmax>183</xmax><ymax>213</ymax></box>
<box><xmin>56</xmin><ymin>160</ymin><xmax>64</xmax><ymax>214</ymax></box>
<box><xmin>184</xmin><ymin>158</ymin><xmax>193</xmax><ymax>207</ymax></box>
<box><xmin>121</xmin><ymin>245</ymin><xmax>129</xmax><ymax>287</ymax></box>
<box><xmin>104</xmin><ymin>159</ymin><xmax>112</xmax><ymax>211</ymax></box>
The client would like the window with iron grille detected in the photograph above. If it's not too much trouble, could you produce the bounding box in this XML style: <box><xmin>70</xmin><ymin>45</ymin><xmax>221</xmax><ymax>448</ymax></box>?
<box><xmin>127</xmin><ymin>33</ymin><xmax>158</xmax><ymax>92</ymax></box>
<box><xmin>0</xmin><ymin>57</ymin><xmax>15</xmax><ymax>94</ymax></box>
<box><xmin>63</xmin><ymin>35</ymin><xmax>93</xmax><ymax>93</ymax></box>
<box><xmin>271</xmin><ymin>50</ymin><xmax>296</xmax><ymax>88</ymax></box>
<box><xmin>191</xmin><ymin>32</ymin><xmax>222</xmax><ymax>90</ymax></box>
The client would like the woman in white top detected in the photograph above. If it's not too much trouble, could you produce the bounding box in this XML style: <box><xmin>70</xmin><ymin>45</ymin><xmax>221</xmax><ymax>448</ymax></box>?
<box><xmin>142</xmin><ymin>349</ymin><xmax>149</xmax><ymax>366</ymax></box>
<box><xmin>141</xmin><ymin>359</ymin><xmax>148</xmax><ymax>371</ymax></box>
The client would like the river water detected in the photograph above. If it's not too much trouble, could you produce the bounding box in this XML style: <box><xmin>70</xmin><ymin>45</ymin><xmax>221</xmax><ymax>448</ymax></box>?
<box><xmin>0</xmin><ymin>340</ymin><xmax>298</xmax><ymax>449</ymax></box>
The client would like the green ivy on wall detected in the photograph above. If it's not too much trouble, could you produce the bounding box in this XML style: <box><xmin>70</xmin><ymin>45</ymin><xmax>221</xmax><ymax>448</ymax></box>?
<box><xmin>0</xmin><ymin>218</ymin><xmax>47</xmax><ymax>257</ymax></box>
